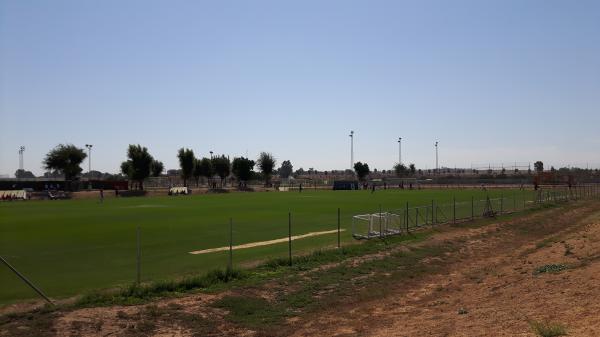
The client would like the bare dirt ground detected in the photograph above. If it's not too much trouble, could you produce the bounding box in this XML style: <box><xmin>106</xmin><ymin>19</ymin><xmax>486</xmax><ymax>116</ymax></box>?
<box><xmin>2</xmin><ymin>201</ymin><xmax>600</xmax><ymax>337</ymax></box>
<box><xmin>290</xmin><ymin>202</ymin><xmax>600</xmax><ymax>337</ymax></box>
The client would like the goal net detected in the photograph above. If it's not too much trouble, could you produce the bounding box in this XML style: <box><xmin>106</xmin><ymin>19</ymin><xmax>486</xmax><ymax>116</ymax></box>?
<box><xmin>352</xmin><ymin>212</ymin><xmax>403</xmax><ymax>239</ymax></box>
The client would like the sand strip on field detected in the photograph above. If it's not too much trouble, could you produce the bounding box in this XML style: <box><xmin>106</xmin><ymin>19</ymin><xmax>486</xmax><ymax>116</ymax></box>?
<box><xmin>188</xmin><ymin>229</ymin><xmax>346</xmax><ymax>255</ymax></box>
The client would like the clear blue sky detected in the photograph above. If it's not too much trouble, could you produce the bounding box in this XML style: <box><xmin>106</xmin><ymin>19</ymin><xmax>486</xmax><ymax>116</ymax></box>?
<box><xmin>1</xmin><ymin>0</ymin><xmax>599</xmax><ymax>176</ymax></box>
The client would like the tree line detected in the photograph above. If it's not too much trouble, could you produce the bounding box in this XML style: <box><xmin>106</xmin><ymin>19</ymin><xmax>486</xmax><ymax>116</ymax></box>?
<box><xmin>41</xmin><ymin>143</ymin><xmax>285</xmax><ymax>190</ymax></box>
<box><xmin>35</xmin><ymin>144</ymin><xmax>593</xmax><ymax>190</ymax></box>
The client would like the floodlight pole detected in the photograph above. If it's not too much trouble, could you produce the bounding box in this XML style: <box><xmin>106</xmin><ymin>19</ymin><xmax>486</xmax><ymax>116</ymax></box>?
<box><xmin>18</xmin><ymin>146</ymin><xmax>25</xmax><ymax>171</ymax></box>
<box><xmin>435</xmin><ymin>141</ymin><xmax>439</xmax><ymax>175</ymax></box>
<box><xmin>349</xmin><ymin>131</ymin><xmax>354</xmax><ymax>171</ymax></box>
<box><xmin>398</xmin><ymin>137</ymin><xmax>402</xmax><ymax>165</ymax></box>
<box><xmin>85</xmin><ymin>144</ymin><xmax>93</xmax><ymax>175</ymax></box>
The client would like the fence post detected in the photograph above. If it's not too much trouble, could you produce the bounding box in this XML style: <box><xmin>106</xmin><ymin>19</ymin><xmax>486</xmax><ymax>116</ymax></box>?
<box><xmin>513</xmin><ymin>191</ymin><xmax>516</xmax><ymax>211</ymax></box>
<box><xmin>453</xmin><ymin>196</ymin><xmax>456</xmax><ymax>224</ymax></box>
<box><xmin>379</xmin><ymin>204</ymin><xmax>383</xmax><ymax>238</ymax></box>
<box><xmin>337</xmin><ymin>208</ymin><xmax>341</xmax><ymax>249</ymax></box>
<box><xmin>471</xmin><ymin>196</ymin><xmax>474</xmax><ymax>220</ymax></box>
<box><xmin>405</xmin><ymin>202</ymin><xmax>409</xmax><ymax>233</ymax></box>
<box><xmin>0</xmin><ymin>255</ymin><xmax>53</xmax><ymax>305</ymax></box>
<box><xmin>228</xmin><ymin>218</ymin><xmax>233</xmax><ymax>272</ymax></box>
<box><xmin>431</xmin><ymin>200</ymin><xmax>435</xmax><ymax>226</ymax></box>
<box><xmin>288</xmin><ymin>212</ymin><xmax>292</xmax><ymax>266</ymax></box>
<box><xmin>136</xmin><ymin>226</ymin><xmax>141</xmax><ymax>285</ymax></box>
<box><xmin>415</xmin><ymin>207</ymin><xmax>419</xmax><ymax>227</ymax></box>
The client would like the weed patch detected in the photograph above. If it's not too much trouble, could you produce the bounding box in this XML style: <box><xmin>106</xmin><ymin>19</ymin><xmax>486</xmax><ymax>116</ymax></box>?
<box><xmin>530</xmin><ymin>320</ymin><xmax>567</xmax><ymax>337</ymax></box>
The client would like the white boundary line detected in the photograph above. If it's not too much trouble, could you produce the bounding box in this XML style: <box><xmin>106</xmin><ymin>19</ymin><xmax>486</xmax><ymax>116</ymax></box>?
<box><xmin>188</xmin><ymin>229</ymin><xmax>346</xmax><ymax>255</ymax></box>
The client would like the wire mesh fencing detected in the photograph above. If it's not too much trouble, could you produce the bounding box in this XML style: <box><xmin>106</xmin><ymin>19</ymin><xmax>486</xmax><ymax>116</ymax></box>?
<box><xmin>352</xmin><ymin>185</ymin><xmax>599</xmax><ymax>239</ymax></box>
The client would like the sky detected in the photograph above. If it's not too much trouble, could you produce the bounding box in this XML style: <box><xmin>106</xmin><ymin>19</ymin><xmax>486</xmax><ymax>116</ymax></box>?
<box><xmin>1</xmin><ymin>0</ymin><xmax>599</xmax><ymax>177</ymax></box>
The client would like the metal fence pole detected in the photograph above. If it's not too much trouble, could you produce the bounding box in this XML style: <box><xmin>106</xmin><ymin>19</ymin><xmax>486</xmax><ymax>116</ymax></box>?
<box><xmin>405</xmin><ymin>202</ymin><xmax>409</xmax><ymax>233</ymax></box>
<box><xmin>415</xmin><ymin>207</ymin><xmax>419</xmax><ymax>227</ymax></box>
<box><xmin>228</xmin><ymin>218</ymin><xmax>233</xmax><ymax>272</ymax></box>
<box><xmin>379</xmin><ymin>204</ymin><xmax>383</xmax><ymax>238</ymax></box>
<box><xmin>431</xmin><ymin>200</ymin><xmax>435</xmax><ymax>226</ymax></box>
<box><xmin>471</xmin><ymin>196</ymin><xmax>474</xmax><ymax>220</ymax></box>
<box><xmin>136</xmin><ymin>226</ymin><xmax>141</xmax><ymax>285</ymax></box>
<box><xmin>0</xmin><ymin>255</ymin><xmax>53</xmax><ymax>305</ymax></box>
<box><xmin>288</xmin><ymin>212</ymin><xmax>292</xmax><ymax>266</ymax></box>
<box><xmin>453</xmin><ymin>196</ymin><xmax>456</xmax><ymax>224</ymax></box>
<box><xmin>513</xmin><ymin>191</ymin><xmax>516</xmax><ymax>211</ymax></box>
<box><xmin>337</xmin><ymin>208</ymin><xmax>341</xmax><ymax>249</ymax></box>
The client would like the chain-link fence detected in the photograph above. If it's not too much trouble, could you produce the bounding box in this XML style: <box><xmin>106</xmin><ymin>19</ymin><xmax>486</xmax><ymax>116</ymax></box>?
<box><xmin>352</xmin><ymin>185</ymin><xmax>599</xmax><ymax>239</ymax></box>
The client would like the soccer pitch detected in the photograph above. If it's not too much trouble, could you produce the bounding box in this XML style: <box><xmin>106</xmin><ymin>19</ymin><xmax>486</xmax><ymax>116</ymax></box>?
<box><xmin>0</xmin><ymin>188</ymin><xmax>529</xmax><ymax>304</ymax></box>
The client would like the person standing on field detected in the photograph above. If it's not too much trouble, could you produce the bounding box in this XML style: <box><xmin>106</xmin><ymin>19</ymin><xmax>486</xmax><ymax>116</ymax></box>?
<box><xmin>99</xmin><ymin>189</ymin><xmax>104</xmax><ymax>203</ymax></box>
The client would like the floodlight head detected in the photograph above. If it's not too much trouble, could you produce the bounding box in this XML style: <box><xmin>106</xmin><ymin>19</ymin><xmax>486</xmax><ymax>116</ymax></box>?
<box><xmin>350</xmin><ymin>130</ymin><xmax>354</xmax><ymax>137</ymax></box>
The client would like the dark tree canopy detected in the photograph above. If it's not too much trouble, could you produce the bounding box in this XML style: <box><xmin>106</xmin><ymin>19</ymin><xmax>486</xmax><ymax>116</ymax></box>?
<box><xmin>43</xmin><ymin>144</ymin><xmax>87</xmax><ymax>181</ymax></box>
<box><xmin>279</xmin><ymin>160</ymin><xmax>293</xmax><ymax>178</ymax></box>
<box><xmin>212</xmin><ymin>155</ymin><xmax>231</xmax><ymax>186</ymax></box>
<box><xmin>178</xmin><ymin>148</ymin><xmax>195</xmax><ymax>187</ymax></box>
<box><xmin>121</xmin><ymin>144</ymin><xmax>154</xmax><ymax>190</ymax></box>
<box><xmin>394</xmin><ymin>163</ymin><xmax>407</xmax><ymax>177</ymax></box>
<box><xmin>534</xmin><ymin>161</ymin><xmax>544</xmax><ymax>173</ymax></box>
<box><xmin>257</xmin><ymin>152</ymin><xmax>276</xmax><ymax>186</ymax></box>
<box><xmin>15</xmin><ymin>169</ymin><xmax>35</xmax><ymax>178</ymax></box>
<box><xmin>197</xmin><ymin>157</ymin><xmax>214</xmax><ymax>182</ymax></box>
<box><xmin>232</xmin><ymin>157</ymin><xmax>255</xmax><ymax>185</ymax></box>
<box><xmin>353</xmin><ymin>162</ymin><xmax>370</xmax><ymax>181</ymax></box>
<box><xmin>151</xmin><ymin>160</ymin><xmax>164</xmax><ymax>177</ymax></box>
<box><xmin>193</xmin><ymin>158</ymin><xmax>202</xmax><ymax>186</ymax></box>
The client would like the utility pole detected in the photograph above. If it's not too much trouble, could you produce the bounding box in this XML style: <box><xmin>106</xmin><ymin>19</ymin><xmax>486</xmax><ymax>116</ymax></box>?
<box><xmin>435</xmin><ymin>141</ymin><xmax>438</xmax><ymax>175</ymax></box>
<box><xmin>18</xmin><ymin>146</ymin><xmax>25</xmax><ymax>171</ymax></box>
<box><xmin>85</xmin><ymin>144</ymin><xmax>93</xmax><ymax>175</ymax></box>
<box><xmin>349</xmin><ymin>130</ymin><xmax>354</xmax><ymax>171</ymax></box>
<box><xmin>398</xmin><ymin>137</ymin><xmax>402</xmax><ymax>164</ymax></box>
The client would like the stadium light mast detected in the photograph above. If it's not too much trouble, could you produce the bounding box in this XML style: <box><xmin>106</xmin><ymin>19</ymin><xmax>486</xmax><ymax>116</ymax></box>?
<box><xmin>85</xmin><ymin>144</ymin><xmax>93</xmax><ymax>175</ymax></box>
<box><xmin>435</xmin><ymin>141</ymin><xmax>439</xmax><ymax>175</ymax></box>
<box><xmin>398</xmin><ymin>137</ymin><xmax>402</xmax><ymax>164</ymax></box>
<box><xmin>18</xmin><ymin>146</ymin><xmax>25</xmax><ymax>171</ymax></box>
<box><xmin>349</xmin><ymin>130</ymin><xmax>354</xmax><ymax>171</ymax></box>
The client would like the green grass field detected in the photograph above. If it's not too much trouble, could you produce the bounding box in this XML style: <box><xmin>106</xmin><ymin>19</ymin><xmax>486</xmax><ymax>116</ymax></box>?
<box><xmin>0</xmin><ymin>188</ymin><xmax>532</xmax><ymax>304</ymax></box>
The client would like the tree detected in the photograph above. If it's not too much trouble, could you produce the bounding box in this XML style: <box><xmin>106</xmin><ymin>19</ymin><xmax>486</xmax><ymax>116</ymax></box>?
<box><xmin>43</xmin><ymin>144</ymin><xmax>87</xmax><ymax>181</ymax></box>
<box><xmin>15</xmin><ymin>169</ymin><xmax>35</xmax><ymax>178</ymax></box>
<box><xmin>150</xmin><ymin>160</ymin><xmax>164</xmax><ymax>177</ymax></box>
<box><xmin>353</xmin><ymin>162</ymin><xmax>370</xmax><ymax>182</ymax></box>
<box><xmin>193</xmin><ymin>159</ymin><xmax>202</xmax><ymax>187</ymax></box>
<box><xmin>409</xmin><ymin>163</ymin><xmax>416</xmax><ymax>175</ymax></box>
<box><xmin>257</xmin><ymin>152</ymin><xmax>276</xmax><ymax>187</ymax></box>
<box><xmin>121</xmin><ymin>144</ymin><xmax>154</xmax><ymax>190</ymax></box>
<box><xmin>232</xmin><ymin>157</ymin><xmax>255</xmax><ymax>188</ymax></box>
<box><xmin>197</xmin><ymin>157</ymin><xmax>213</xmax><ymax>186</ymax></box>
<box><xmin>212</xmin><ymin>155</ymin><xmax>231</xmax><ymax>187</ymax></box>
<box><xmin>279</xmin><ymin>160</ymin><xmax>293</xmax><ymax>178</ymax></box>
<box><xmin>394</xmin><ymin>163</ymin><xmax>407</xmax><ymax>177</ymax></box>
<box><xmin>177</xmin><ymin>148</ymin><xmax>195</xmax><ymax>187</ymax></box>
<box><xmin>534</xmin><ymin>161</ymin><xmax>544</xmax><ymax>173</ymax></box>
